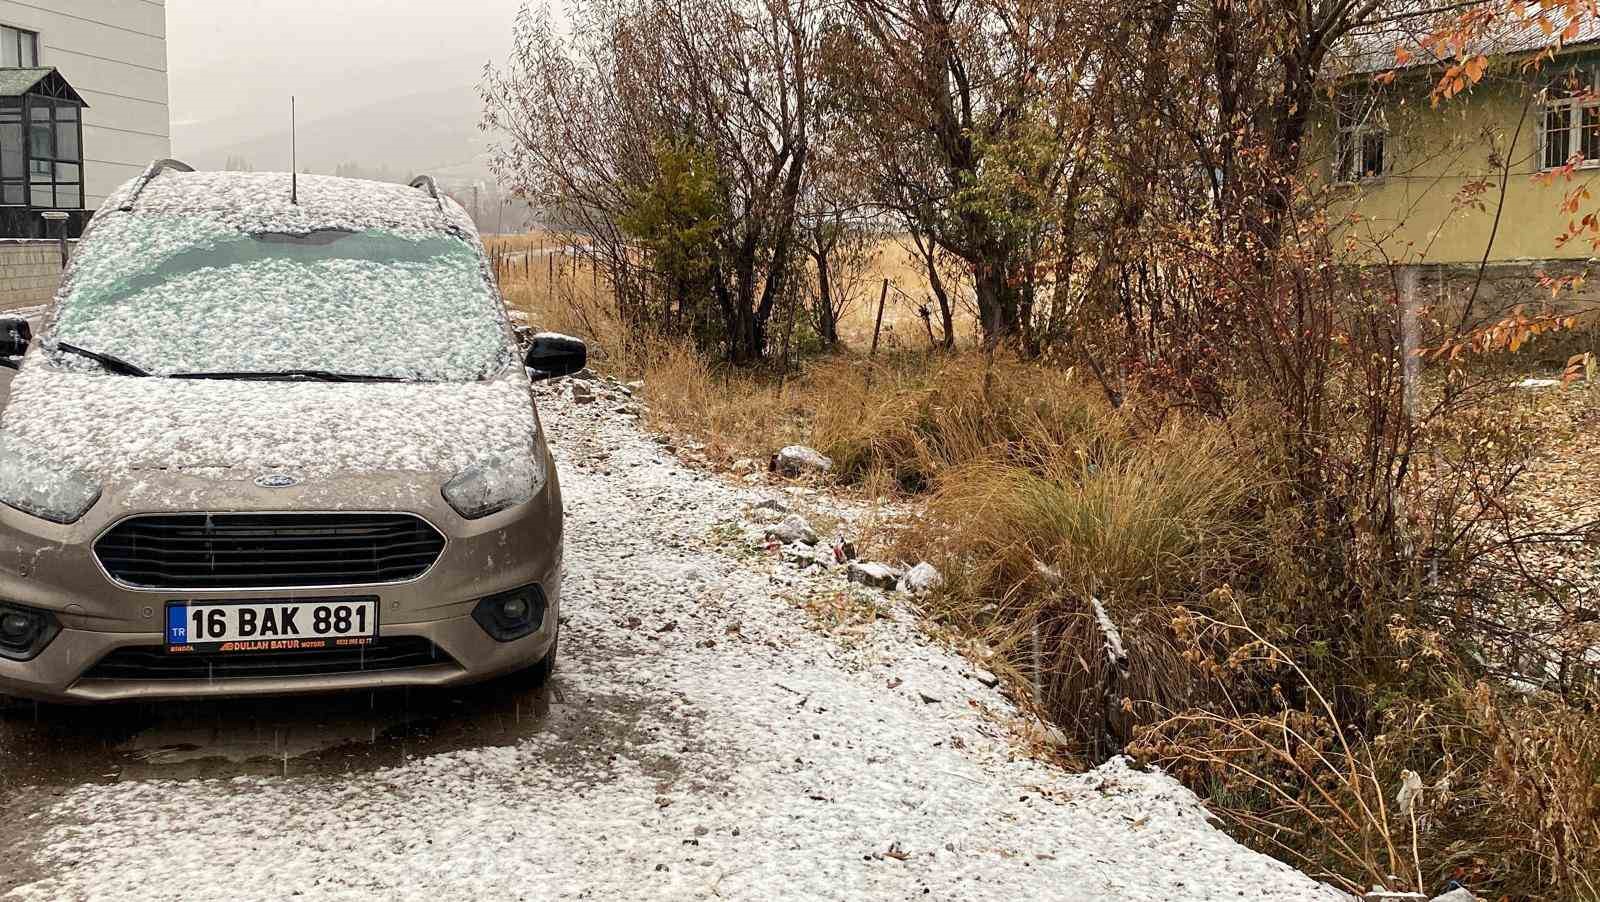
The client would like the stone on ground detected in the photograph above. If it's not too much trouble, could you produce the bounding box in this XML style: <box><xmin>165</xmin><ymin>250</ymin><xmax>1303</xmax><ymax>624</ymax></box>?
<box><xmin>897</xmin><ymin>561</ymin><xmax>943</xmax><ymax>594</ymax></box>
<box><xmin>848</xmin><ymin>561</ymin><xmax>903</xmax><ymax>589</ymax></box>
<box><xmin>774</xmin><ymin>445</ymin><xmax>833</xmax><ymax>477</ymax></box>
<box><xmin>765</xmin><ymin>514</ymin><xmax>818</xmax><ymax>546</ymax></box>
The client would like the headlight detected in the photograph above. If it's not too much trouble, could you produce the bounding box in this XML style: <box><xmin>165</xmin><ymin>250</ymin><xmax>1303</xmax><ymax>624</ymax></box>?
<box><xmin>442</xmin><ymin>451</ymin><xmax>545</xmax><ymax>519</ymax></box>
<box><xmin>0</xmin><ymin>434</ymin><xmax>102</xmax><ymax>524</ymax></box>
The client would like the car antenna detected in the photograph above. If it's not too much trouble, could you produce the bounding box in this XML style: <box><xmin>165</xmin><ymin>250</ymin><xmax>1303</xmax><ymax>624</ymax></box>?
<box><xmin>290</xmin><ymin>95</ymin><xmax>298</xmax><ymax>204</ymax></box>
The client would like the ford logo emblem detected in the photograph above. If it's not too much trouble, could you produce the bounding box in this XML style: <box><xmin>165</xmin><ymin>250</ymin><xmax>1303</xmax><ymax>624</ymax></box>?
<box><xmin>255</xmin><ymin>473</ymin><xmax>300</xmax><ymax>489</ymax></box>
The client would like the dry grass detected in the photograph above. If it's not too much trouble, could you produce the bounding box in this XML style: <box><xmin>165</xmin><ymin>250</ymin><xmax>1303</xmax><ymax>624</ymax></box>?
<box><xmin>488</xmin><ymin>229</ymin><xmax>1600</xmax><ymax>898</ymax></box>
<box><xmin>910</xmin><ymin>414</ymin><xmax>1266</xmax><ymax>752</ymax></box>
<box><xmin>488</xmin><ymin>230</ymin><xmax>987</xmax><ymax>474</ymax></box>
<box><xmin>832</xmin><ymin>238</ymin><xmax>979</xmax><ymax>349</ymax></box>
<box><xmin>487</xmin><ymin>230</ymin><xmax>971</xmax><ymax>354</ymax></box>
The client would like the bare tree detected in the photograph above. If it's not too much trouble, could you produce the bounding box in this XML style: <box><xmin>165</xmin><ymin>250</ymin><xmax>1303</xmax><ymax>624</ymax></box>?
<box><xmin>483</xmin><ymin>0</ymin><xmax>823</xmax><ymax>364</ymax></box>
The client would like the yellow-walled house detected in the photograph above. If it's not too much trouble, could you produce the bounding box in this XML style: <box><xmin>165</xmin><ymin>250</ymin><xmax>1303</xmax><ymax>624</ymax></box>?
<box><xmin>1319</xmin><ymin>30</ymin><xmax>1600</xmax><ymax>319</ymax></box>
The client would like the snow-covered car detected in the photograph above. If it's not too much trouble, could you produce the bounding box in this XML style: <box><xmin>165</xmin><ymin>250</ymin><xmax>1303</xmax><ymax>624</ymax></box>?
<box><xmin>0</xmin><ymin>163</ymin><xmax>584</xmax><ymax>703</ymax></box>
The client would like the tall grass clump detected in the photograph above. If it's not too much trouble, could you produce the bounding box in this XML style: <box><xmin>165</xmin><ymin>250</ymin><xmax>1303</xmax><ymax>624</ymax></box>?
<box><xmin>914</xmin><ymin>415</ymin><xmax>1268</xmax><ymax>754</ymax></box>
<box><xmin>808</xmin><ymin>354</ymin><xmax>1106</xmax><ymax>490</ymax></box>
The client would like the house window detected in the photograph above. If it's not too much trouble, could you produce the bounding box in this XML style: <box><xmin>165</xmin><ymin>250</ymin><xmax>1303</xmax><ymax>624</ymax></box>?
<box><xmin>1335</xmin><ymin>96</ymin><xmax>1387</xmax><ymax>182</ymax></box>
<box><xmin>1541</xmin><ymin>65</ymin><xmax>1600</xmax><ymax>169</ymax></box>
<box><xmin>0</xmin><ymin>26</ymin><xmax>37</xmax><ymax>68</ymax></box>
<box><xmin>0</xmin><ymin>100</ymin><xmax>82</xmax><ymax>209</ymax></box>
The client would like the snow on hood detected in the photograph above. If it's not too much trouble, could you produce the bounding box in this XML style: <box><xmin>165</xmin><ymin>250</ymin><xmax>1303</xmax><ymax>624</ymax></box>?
<box><xmin>0</xmin><ymin>365</ymin><xmax>539</xmax><ymax>480</ymax></box>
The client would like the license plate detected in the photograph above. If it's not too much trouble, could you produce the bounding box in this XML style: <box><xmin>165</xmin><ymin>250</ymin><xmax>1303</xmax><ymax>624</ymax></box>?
<box><xmin>165</xmin><ymin>597</ymin><xmax>379</xmax><ymax>654</ymax></box>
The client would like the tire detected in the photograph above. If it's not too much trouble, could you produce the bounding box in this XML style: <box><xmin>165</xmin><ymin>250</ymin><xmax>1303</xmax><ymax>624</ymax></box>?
<box><xmin>521</xmin><ymin>632</ymin><xmax>558</xmax><ymax>687</ymax></box>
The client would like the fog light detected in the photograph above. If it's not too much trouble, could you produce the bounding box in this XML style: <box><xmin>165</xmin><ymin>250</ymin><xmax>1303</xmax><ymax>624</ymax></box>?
<box><xmin>471</xmin><ymin>585</ymin><xmax>547</xmax><ymax>642</ymax></box>
<box><xmin>0</xmin><ymin>603</ymin><xmax>59</xmax><ymax>661</ymax></box>
<box><xmin>0</xmin><ymin>612</ymin><xmax>30</xmax><ymax>641</ymax></box>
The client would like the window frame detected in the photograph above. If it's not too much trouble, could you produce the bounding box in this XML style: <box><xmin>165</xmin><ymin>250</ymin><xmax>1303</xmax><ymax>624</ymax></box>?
<box><xmin>1539</xmin><ymin>64</ymin><xmax>1600</xmax><ymax>171</ymax></box>
<box><xmin>1334</xmin><ymin>93</ymin><xmax>1389</xmax><ymax>184</ymax></box>
<box><xmin>0</xmin><ymin>24</ymin><xmax>38</xmax><ymax>68</ymax></box>
<box><xmin>0</xmin><ymin>95</ymin><xmax>84</xmax><ymax>211</ymax></box>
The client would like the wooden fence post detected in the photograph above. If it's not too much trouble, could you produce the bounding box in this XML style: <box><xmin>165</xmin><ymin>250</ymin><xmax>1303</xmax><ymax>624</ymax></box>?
<box><xmin>869</xmin><ymin>278</ymin><xmax>889</xmax><ymax>357</ymax></box>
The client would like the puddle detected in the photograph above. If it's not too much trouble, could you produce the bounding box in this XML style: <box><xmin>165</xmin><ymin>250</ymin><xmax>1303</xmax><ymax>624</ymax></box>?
<box><xmin>0</xmin><ymin>674</ymin><xmax>559</xmax><ymax>788</ymax></box>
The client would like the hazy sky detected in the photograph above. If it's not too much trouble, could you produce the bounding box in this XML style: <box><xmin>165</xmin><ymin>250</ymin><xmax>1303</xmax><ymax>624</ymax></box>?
<box><xmin>167</xmin><ymin>0</ymin><xmax>530</xmax><ymax>160</ymax></box>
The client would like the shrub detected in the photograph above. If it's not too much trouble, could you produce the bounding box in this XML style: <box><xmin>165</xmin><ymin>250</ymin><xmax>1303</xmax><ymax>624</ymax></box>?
<box><xmin>912</xmin><ymin>412</ymin><xmax>1267</xmax><ymax>754</ymax></box>
<box><xmin>1130</xmin><ymin>609</ymin><xmax>1600</xmax><ymax>900</ymax></box>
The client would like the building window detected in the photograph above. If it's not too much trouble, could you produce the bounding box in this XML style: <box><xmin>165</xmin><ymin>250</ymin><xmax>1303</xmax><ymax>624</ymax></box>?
<box><xmin>1335</xmin><ymin>95</ymin><xmax>1387</xmax><ymax>182</ymax></box>
<box><xmin>0</xmin><ymin>100</ymin><xmax>82</xmax><ymax>210</ymax></box>
<box><xmin>1540</xmin><ymin>65</ymin><xmax>1600</xmax><ymax>169</ymax></box>
<box><xmin>0</xmin><ymin>26</ymin><xmax>37</xmax><ymax>68</ymax></box>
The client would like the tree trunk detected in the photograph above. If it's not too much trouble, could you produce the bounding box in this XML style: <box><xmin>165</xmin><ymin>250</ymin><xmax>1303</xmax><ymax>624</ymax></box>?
<box><xmin>815</xmin><ymin>248</ymin><xmax>838</xmax><ymax>347</ymax></box>
<box><xmin>909</xmin><ymin>224</ymin><xmax>954</xmax><ymax>349</ymax></box>
<box><xmin>973</xmin><ymin>260</ymin><xmax>1023</xmax><ymax>346</ymax></box>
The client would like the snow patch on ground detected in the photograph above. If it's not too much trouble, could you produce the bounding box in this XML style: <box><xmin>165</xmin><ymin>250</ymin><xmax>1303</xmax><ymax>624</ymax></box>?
<box><xmin>4</xmin><ymin>385</ymin><xmax>1344</xmax><ymax>901</ymax></box>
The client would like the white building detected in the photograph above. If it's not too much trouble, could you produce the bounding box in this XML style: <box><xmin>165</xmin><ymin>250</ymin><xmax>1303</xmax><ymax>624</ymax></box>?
<box><xmin>0</xmin><ymin>0</ymin><xmax>168</xmax><ymax>235</ymax></box>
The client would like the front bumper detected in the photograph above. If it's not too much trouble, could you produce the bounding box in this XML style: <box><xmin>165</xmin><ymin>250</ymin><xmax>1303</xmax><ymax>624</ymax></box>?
<box><xmin>0</xmin><ymin>463</ymin><xmax>563</xmax><ymax>703</ymax></box>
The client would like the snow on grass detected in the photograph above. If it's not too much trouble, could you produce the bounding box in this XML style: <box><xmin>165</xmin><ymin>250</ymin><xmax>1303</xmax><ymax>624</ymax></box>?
<box><xmin>4</xmin><ymin>384</ymin><xmax>1347</xmax><ymax>901</ymax></box>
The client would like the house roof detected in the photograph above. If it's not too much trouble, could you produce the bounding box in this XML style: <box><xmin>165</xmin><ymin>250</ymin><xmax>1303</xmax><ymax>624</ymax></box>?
<box><xmin>1339</xmin><ymin>4</ymin><xmax>1600</xmax><ymax>76</ymax></box>
<box><xmin>0</xmin><ymin>67</ymin><xmax>87</xmax><ymax>105</ymax></box>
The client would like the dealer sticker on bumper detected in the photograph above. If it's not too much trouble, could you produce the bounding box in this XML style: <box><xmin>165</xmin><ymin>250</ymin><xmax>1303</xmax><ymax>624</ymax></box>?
<box><xmin>165</xmin><ymin>598</ymin><xmax>379</xmax><ymax>653</ymax></box>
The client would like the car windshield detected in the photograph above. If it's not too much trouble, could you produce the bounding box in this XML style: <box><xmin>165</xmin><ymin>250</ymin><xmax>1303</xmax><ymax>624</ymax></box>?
<box><xmin>49</xmin><ymin>213</ymin><xmax>512</xmax><ymax>382</ymax></box>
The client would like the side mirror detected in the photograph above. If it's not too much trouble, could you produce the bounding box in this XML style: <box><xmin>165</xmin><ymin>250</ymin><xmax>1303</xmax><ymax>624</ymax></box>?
<box><xmin>524</xmin><ymin>332</ymin><xmax>587</xmax><ymax>381</ymax></box>
<box><xmin>0</xmin><ymin>317</ymin><xmax>30</xmax><ymax>358</ymax></box>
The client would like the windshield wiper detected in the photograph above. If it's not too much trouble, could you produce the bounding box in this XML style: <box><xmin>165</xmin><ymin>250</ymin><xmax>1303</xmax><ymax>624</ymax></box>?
<box><xmin>169</xmin><ymin>370</ymin><xmax>407</xmax><ymax>383</ymax></box>
<box><xmin>56</xmin><ymin>343</ymin><xmax>151</xmax><ymax>377</ymax></box>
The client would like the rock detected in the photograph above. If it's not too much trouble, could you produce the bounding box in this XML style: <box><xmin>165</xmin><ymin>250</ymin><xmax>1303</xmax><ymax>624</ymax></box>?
<box><xmin>968</xmin><ymin>668</ymin><xmax>1000</xmax><ymax>689</ymax></box>
<box><xmin>917</xmin><ymin>690</ymin><xmax>941</xmax><ymax>704</ymax></box>
<box><xmin>570</xmin><ymin>367</ymin><xmax>602</xmax><ymax>382</ymax></box>
<box><xmin>746</xmin><ymin>498</ymin><xmax>790</xmax><ymax>525</ymax></box>
<box><xmin>626</xmin><ymin>380</ymin><xmax>645</xmax><ymax>392</ymax></box>
<box><xmin>782</xmin><ymin>546</ymin><xmax>828</xmax><ymax>569</ymax></box>
<box><xmin>1428</xmin><ymin>890</ymin><xmax>1479</xmax><ymax>902</ymax></box>
<box><xmin>847</xmin><ymin>561</ymin><xmax>902</xmax><ymax>590</ymax></box>
<box><xmin>1517</xmin><ymin>377</ymin><xmax>1561</xmax><ymax>390</ymax></box>
<box><xmin>897</xmin><ymin>561</ymin><xmax>943</xmax><ymax>594</ymax></box>
<box><xmin>615</xmin><ymin>403</ymin><xmax>643</xmax><ymax>417</ymax></box>
<box><xmin>765</xmin><ymin>514</ymin><xmax>818</xmax><ymax>546</ymax></box>
<box><xmin>571</xmin><ymin>382</ymin><xmax>597</xmax><ymax>404</ymax></box>
<box><xmin>773</xmin><ymin>445</ymin><xmax>833</xmax><ymax>477</ymax></box>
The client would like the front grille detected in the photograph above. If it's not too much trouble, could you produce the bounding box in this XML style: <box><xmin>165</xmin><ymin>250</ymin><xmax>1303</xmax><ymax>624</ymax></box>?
<box><xmin>95</xmin><ymin>513</ymin><xmax>447</xmax><ymax>589</ymax></box>
<box><xmin>82</xmin><ymin>637</ymin><xmax>455</xmax><ymax>681</ymax></box>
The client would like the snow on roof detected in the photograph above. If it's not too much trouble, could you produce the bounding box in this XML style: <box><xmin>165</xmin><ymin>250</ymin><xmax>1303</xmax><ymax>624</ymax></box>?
<box><xmin>103</xmin><ymin>170</ymin><xmax>478</xmax><ymax>238</ymax></box>
<box><xmin>1340</xmin><ymin>4</ymin><xmax>1600</xmax><ymax>76</ymax></box>
<box><xmin>0</xmin><ymin>67</ymin><xmax>86</xmax><ymax>104</ymax></box>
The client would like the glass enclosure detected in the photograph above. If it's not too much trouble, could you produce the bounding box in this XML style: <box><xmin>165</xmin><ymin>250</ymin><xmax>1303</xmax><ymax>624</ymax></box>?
<box><xmin>0</xmin><ymin>95</ymin><xmax>83</xmax><ymax>211</ymax></box>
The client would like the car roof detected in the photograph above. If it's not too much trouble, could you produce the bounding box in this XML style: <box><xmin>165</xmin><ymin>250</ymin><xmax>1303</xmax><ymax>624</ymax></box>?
<box><xmin>102</xmin><ymin>169</ymin><xmax>479</xmax><ymax>238</ymax></box>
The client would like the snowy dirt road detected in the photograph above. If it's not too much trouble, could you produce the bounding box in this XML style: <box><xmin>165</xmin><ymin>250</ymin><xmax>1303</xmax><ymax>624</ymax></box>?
<box><xmin>0</xmin><ymin>382</ymin><xmax>1344</xmax><ymax>901</ymax></box>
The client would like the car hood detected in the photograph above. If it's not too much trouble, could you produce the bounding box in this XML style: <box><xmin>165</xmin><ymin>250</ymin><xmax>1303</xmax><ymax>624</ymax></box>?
<box><xmin>0</xmin><ymin>363</ymin><xmax>539</xmax><ymax>484</ymax></box>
